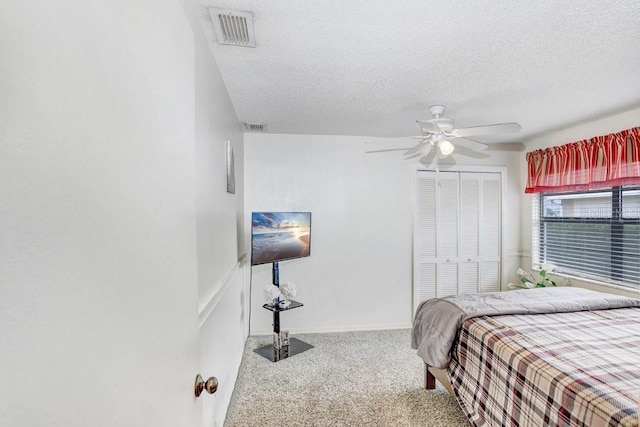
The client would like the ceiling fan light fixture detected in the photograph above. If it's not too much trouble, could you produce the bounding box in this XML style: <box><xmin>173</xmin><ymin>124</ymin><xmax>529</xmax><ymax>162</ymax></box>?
<box><xmin>438</xmin><ymin>139</ymin><xmax>455</xmax><ymax>156</ymax></box>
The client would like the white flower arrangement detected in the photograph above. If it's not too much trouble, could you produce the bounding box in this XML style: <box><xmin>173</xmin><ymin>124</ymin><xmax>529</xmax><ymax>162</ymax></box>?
<box><xmin>508</xmin><ymin>264</ymin><xmax>558</xmax><ymax>289</ymax></box>
<box><xmin>264</xmin><ymin>284</ymin><xmax>282</xmax><ymax>305</ymax></box>
<box><xmin>279</xmin><ymin>281</ymin><xmax>297</xmax><ymax>301</ymax></box>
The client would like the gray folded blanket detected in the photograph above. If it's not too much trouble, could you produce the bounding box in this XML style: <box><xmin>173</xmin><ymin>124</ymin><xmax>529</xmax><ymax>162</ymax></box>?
<box><xmin>411</xmin><ymin>286</ymin><xmax>640</xmax><ymax>368</ymax></box>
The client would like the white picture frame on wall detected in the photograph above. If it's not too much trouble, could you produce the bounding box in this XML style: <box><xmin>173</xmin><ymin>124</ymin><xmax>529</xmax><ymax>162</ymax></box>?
<box><xmin>226</xmin><ymin>140</ymin><xmax>235</xmax><ymax>194</ymax></box>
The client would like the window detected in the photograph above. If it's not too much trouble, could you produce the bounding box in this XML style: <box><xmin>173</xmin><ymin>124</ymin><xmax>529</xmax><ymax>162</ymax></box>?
<box><xmin>533</xmin><ymin>186</ymin><xmax>640</xmax><ymax>289</ymax></box>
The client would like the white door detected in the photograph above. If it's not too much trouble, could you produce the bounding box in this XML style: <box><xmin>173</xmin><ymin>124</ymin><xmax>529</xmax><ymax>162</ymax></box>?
<box><xmin>0</xmin><ymin>1</ymin><xmax>203</xmax><ymax>425</ymax></box>
<box><xmin>436</xmin><ymin>172</ymin><xmax>460</xmax><ymax>297</ymax></box>
<box><xmin>414</xmin><ymin>170</ymin><xmax>503</xmax><ymax>313</ymax></box>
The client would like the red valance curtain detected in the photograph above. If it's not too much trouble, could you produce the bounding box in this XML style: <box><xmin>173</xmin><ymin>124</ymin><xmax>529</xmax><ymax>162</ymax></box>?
<box><xmin>525</xmin><ymin>127</ymin><xmax>640</xmax><ymax>194</ymax></box>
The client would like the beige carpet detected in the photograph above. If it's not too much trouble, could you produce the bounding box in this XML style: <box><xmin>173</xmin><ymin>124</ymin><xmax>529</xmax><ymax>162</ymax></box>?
<box><xmin>224</xmin><ymin>329</ymin><xmax>469</xmax><ymax>426</ymax></box>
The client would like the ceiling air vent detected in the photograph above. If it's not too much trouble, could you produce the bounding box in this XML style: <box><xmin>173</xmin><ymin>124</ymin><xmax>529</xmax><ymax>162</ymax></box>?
<box><xmin>209</xmin><ymin>8</ymin><xmax>256</xmax><ymax>47</ymax></box>
<box><xmin>244</xmin><ymin>122</ymin><xmax>267</xmax><ymax>132</ymax></box>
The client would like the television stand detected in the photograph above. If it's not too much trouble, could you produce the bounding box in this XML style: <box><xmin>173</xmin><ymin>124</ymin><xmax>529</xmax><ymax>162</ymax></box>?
<box><xmin>254</xmin><ymin>300</ymin><xmax>314</xmax><ymax>362</ymax></box>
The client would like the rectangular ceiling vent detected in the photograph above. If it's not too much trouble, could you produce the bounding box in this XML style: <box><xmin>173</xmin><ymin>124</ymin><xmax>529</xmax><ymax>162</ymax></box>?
<box><xmin>244</xmin><ymin>122</ymin><xmax>267</xmax><ymax>132</ymax></box>
<box><xmin>209</xmin><ymin>8</ymin><xmax>256</xmax><ymax>47</ymax></box>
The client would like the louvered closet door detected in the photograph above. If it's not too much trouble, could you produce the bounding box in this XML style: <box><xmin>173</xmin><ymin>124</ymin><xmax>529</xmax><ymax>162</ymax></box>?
<box><xmin>478</xmin><ymin>173</ymin><xmax>501</xmax><ymax>293</ymax></box>
<box><xmin>459</xmin><ymin>173</ymin><xmax>480</xmax><ymax>295</ymax></box>
<box><xmin>414</xmin><ymin>171</ymin><xmax>502</xmax><ymax>314</ymax></box>
<box><xmin>415</xmin><ymin>172</ymin><xmax>438</xmax><ymax>306</ymax></box>
<box><xmin>436</xmin><ymin>172</ymin><xmax>460</xmax><ymax>297</ymax></box>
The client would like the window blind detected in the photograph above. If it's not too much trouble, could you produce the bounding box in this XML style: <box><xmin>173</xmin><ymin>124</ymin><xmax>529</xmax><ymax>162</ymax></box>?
<box><xmin>533</xmin><ymin>186</ymin><xmax>640</xmax><ymax>288</ymax></box>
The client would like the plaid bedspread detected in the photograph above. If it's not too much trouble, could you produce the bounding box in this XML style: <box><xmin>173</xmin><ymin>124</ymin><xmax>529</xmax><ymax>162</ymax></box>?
<box><xmin>448</xmin><ymin>308</ymin><xmax>640</xmax><ymax>427</ymax></box>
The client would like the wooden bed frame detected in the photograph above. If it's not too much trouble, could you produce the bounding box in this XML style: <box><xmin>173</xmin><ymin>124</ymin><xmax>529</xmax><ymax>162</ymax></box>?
<box><xmin>424</xmin><ymin>363</ymin><xmax>454</xmax><ymax>396</ymax></box>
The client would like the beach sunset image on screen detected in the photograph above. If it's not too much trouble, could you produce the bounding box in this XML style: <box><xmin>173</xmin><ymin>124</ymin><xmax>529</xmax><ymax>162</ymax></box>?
<box><xmin>251</xmin><ymin>212</ymin><xmax>311</xmax><ymax>265</ymax></box>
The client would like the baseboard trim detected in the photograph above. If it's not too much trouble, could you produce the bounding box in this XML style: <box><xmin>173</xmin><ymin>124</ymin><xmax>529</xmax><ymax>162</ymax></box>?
<box><xmin>250</xmin><ymin>322</ymin><xmax>412</xmax><ymax>336</ymax></box>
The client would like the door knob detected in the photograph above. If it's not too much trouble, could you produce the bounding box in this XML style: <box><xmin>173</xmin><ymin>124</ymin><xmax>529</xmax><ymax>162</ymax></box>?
<box><xmin>194</xmin><ymin>374</ymin><xmax>219</xmax><ymax>397</ymax></box>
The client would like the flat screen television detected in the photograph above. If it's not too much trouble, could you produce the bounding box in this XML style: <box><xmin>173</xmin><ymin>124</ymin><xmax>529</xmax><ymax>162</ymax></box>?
<box><xmin>251</xmin><ymin>212</ymin><xmax>312</xmax><ymax>266</ymax></box>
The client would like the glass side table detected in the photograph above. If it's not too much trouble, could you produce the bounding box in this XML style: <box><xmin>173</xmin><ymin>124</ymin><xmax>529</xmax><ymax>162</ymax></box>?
<box><xmin>254</xmin><ymin>300</ymin><xmax>314</xmax><ymax>362</ymax></box>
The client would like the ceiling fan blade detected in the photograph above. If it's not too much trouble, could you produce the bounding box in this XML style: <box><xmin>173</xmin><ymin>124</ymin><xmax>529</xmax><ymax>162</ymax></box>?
<box><xmin>416</xmin><ymin>120</ymin><xmax>440</xmax><ymax>134</ymax></box>
<box><xmin>438</xmin><ymin>153</ymin><xmax>457</xmax><ymax>168</ymax></box>
<box><xmin>451</xmin><ymin>122</ymin><xmax>521</xmax><ymax>138</ymax></box>
<box><xmin>426</xmin><ymin>150</ymin><xmax>439</xmax><ymax>170</ymax></box>
<box><xmin>364</xmin><ymin>136</ymin><xmax>424</xmax><ymax>144</ymax></box>
<box><xmin>452</xmin><ymin>137</ymin><xmax>489</xmax><ymax>151</ymax></box>
<box><xmin>404</xmin><ymin>141</ymin><xmax>432</xmax><ymax>156</ymax></box>
<box><xmin>365</xmin><ymin>148</ymin><xmax>412</xmax><ymax>154</ymax></box>
<box><xmin>416</xmin><ymin>149</ymin><xmax>436</xmax><ymax>166</ymax></box>
<box><xmin>483</xmin><ymin>142</ymin><xmax>525</xmax><ymax>151</ymax></box>
<box><xmin>450</xmin><ymin>145</ymin><xmax>491</xmax><ymax>160</ymax></box>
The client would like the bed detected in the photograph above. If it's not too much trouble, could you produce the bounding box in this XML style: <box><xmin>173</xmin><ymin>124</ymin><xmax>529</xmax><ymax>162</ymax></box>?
<box><xmin>411</xmin><ymin>287</ymin><xmax>640</xmax><ymax>427</ymax></box>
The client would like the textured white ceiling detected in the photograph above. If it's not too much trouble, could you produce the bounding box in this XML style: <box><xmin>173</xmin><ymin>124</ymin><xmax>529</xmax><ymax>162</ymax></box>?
<box><xmin>200</xmin><ymin>0</ymin><xmax>640</xmax><ymax>143</ymax></box>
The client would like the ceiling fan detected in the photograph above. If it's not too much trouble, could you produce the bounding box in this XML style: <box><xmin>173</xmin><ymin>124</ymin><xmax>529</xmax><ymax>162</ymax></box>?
<box><xmin>367</xmin><ymin>105</ymin><xmax>521</xmax><ymax>165</ymax></box>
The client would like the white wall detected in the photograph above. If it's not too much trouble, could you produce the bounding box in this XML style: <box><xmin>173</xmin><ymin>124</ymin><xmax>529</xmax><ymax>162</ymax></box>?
<box><xmin>519</xmin><ymin>106</ymin><xmax>640</xmax><ymax>298</ymax></box>
<box><xmin>245</xmin><ymin>134</ymin><xmax>522</xmax><ymax>335</ymax></box>
<box><xmin>198</xmin><ymin>260</ymin><xmax>248</xmax><ymax>427</ymax></box>
<box><xmin>189</xmin><ymin>13</ymin><xmax>249</xmax><ymax>427</ymax></box>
